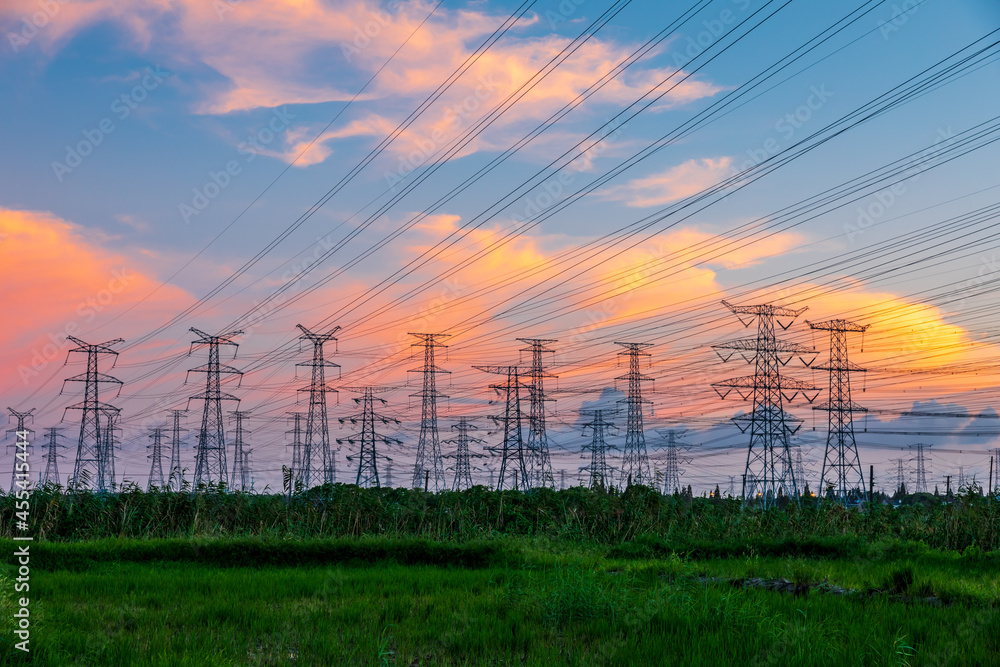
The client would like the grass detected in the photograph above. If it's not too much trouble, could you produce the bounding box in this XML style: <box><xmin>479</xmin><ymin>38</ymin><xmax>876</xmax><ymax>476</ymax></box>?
<box><xmin>1</xmin><ymin>536</ymin><xmax>999</xmax><ymax>666</ymax></box>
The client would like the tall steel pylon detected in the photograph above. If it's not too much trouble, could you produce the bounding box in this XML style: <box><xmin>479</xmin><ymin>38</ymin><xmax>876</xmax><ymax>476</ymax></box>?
<box><xmin>409</xmin><ymin>333</ymin><xmax>450</xmax><ymax>492</ymax></box>
<box><xmin>383</xmin><ymin>461</ymin><xmax>395</xmax><ymax>488</ymax></box>
<box><xmin>186</xmin><ymin>328</ymin><xmax>243</xmax><ymax>489</ymax></box>
<box><xmin>890</xmin><ymin>458</ymin><xmax>906</xmax><ymax>494</ymax></box>
<box><xmin>63</xmin><ymin>336</ymin><xmax>124</xmax><ymax>492</ymax></box>
<box><xmin>443</xmin><ymin>417</ymin><xmax>485</xmax><ymax>491</ymax></box>
<box><xmin>167</xmin><ymin>409</ymin><xmax>188</xmax><ymax>491</ymax></box>
<box><xmin>6</xmin><ymin>408</ymin><xmax>35</xmax><ymax>492</ymax></box>
<box><xmin>286</xmin><ymin>412</ymin><xmax>305</xmax><ymax>491</ymax></box>
<box><xmin>296</xmin><ymin>324</ymin><xmax>341</xmax><ymax>488</ymax></box>
<box><xmin>615</xmin><ymin>342</ymin><xmax>654</xmax><ymax>487</ymax></box>
<box><xmin>518</xmin><ymin>338</ymin><xmax>556</xmax><ymax>488</ymax></box>
<box><xmin>338</xmin><ymin>387</ymin><xmax>400</xmax><ymax>489</ymax></box>
<box><xmin>808</xmin><ymin>318</ymin><xmax>869</xmax><ymax>504</ymax></box>
<box><xmin>713</xmin><ymin>301</ymin><xmax>818</xmax><ymax>507</ymax></box>
<box><xmin>909</xmin><ymin>443</ymin><xmax>930</xmax><ymax>493</ymax></box>
<box><xmin>229</xmin><ymin>411</ymin><xmax>252</xmax><ymax>492</ymax></box>
<box><xmin>40</xmin><ymin>427</ymin><xmax>65</xmax><ymax>487</ymax></box>
<box><xmin>147</xmin><ymin>427</ymin><xmax>166</xmax><ymax>491</ymax></box>
<box><xmin>657</xmin><ymin>429</ymin><xmax>692</xmax><ymax>495</ymax></box>
<box><xmin>580</xmin><ymin>408</ymin><xmax>616</xmax><ymax>489</ymax></box>
<box><xmin>477</xmin><ymin>365</ymin><xmax>531</xmax><ymax>491</ymax></box>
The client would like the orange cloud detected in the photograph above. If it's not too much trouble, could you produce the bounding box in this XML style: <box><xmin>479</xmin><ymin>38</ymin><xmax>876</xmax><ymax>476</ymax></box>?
<box><xmin>0</xmin><ymin>208</ymin><xmax>192</xmax><ymax>388</ymax></box>
<box><xmin>598</xmin><ymin>157</ymin><xmax>735</xmax><ymax>207</ymax></box>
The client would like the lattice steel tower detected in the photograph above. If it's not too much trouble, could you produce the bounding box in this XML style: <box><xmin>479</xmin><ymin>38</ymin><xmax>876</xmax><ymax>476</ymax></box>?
<box><xmin>658</xmin><ymin>429</ymin><xmax>692</xmax><ymax>495</ymax></box>
<box><xmin>40</xmin><ymin>427</ymin><xmax>65</xmax><ymax>487</ymax></box>
<box><xmin>615</xmin><ymin>342</ymin><xmax>654</xmax><ymax>487</ymax></box>
<box><xmin>286</xmin><ymin>412</ymin><xmax>304</xmax><ymax>489</ymax></box>
<box><xmin>296</xmin><ymin>324</ymin><xmax>341</xmax><ymax>488</ymax></box>
<box><xmin>443</xmin><ymin>417</ymin><xmax>485</xmax><ymax>491</ymax></box>
<box><xmin>338</xmin><ymin>387</ymin><xmax>400</xmax><ymax>488</ymax></box>
<box><xmin>477</xmin><ymin>365</ymin><xmax>530</xmax><ymax>491</ymax></box>
<box><xmin>187</xmin><ymin>328</ymin><xmax>243</xmax><ymax>489</ymax></box>
<box><xmin>808</xmin><ymin>318</ymin><xmax>869</xmax><ymax>504</ymax></box>
<box><xmin>713</xmin><ymin>302</ymin><xmax>818</xmax><ymax>507</ymax></box>
<box><xmin>147</xmin><ymin>427</ymin><xmax>166</xmax><ymax>491</ymax></box>
<box><xmin>166</xmin><ymin>409</ymin><xmax>188</xmax><ymax>491</ymax></box>
<box><xmin>580</xmin><ymin>409</ymin><xmax>616</xmax><ymax>489</ymax></box>
<box><xmin>409</xmin><ymin>333</ymin><xmax>450</xmax><ymax>492</ymax></box>
<box><xmin>63</xmin><ymin>337</ymin><xmax>124</xmax><ymax>491</ymax></box>
<box><xmin>518</xmin><ymin>338</ymin><xmax>556</xmax><ymax>488</ymax></box>
<box><xmin>229</xmin><ymin>410</ymin><xmax>251</xmax><ymax>492</ymax></box>
<box><xmin>909</xmin><ymin>443</ymin><xmax>930</xmax><ymax>494</ymax></box>
<box><xmin>6</xmin><ymin>408</ymin><xmax>34</xmax><ymax>492</ymax></box>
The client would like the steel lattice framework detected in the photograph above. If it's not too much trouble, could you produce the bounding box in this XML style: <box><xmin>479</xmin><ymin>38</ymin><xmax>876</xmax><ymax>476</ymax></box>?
<box><xmin>477</xmin><ymin>365</ymin><xmax>531</xmax><ymax>491</ymax></box>
<box><xmin>296</xmin><ymin>324</ymin><xmax>341</xmax><ymax>488</ymax></box>
<box><xmin>147</xmin><ymin>427</ymin><xmax>166</xmax><ymax>491</ymax></box>
<box><xmin>338</xmin><ymin>387</ymin><xmax>399</xmax><ymax>489</ymax></box>
<box><xmin>63</xmin><ymin>336</ymin><xmax>123</xmax><ymax>492</ymax></box>
<box><xmin>6</xmin><ymin>408</ymin><xmax>34</xmax><ymax>492</ymax></box>
<box><xmin>808</xmin><ymin>318</ymin><xmax>869</xmax><ymax>505</ymax></box>
<box><xmin>518</xmin><ymin>338</ymin><xmax>556</xmax><ymax>489</ymax></box>
<box><xmin>409</xmin><ymin>333</ymin><xmax>449</xmax><ymax>491</ymax></box>
<box><xmin>615</xmin><ymin>342</ymin><xmax>654</xmax><ymax>487</ymax></box>
<box><xmin>40</xmin><ymin>426</ymin><xmax>64</xmax><ymax>487</ymax></box>
<box><xmin>229</xmin><ymin>410</ymin><xmax>252</xmax><ymax>492</ymax></box>
<box><xmin>580</xmin><ymin>409</ymin><xmax>616</xmax><ymax>489</ymax></box>
<box><xmin>713</xmin><ymin>302</ymin><xmax>818</xmax><ymax>507</ymax></box>
<box><xmin>909</xmin><ymin>443</ymin><xmax>930</xmax><ymax>494</ymax></box>
<box><xmin>166</xmin><ymin>409</ymin><xmax>187</xmax><ymax>491</ymax></box>
<box><xmin>187</xmin><ymin>328</ymin><xmax>243</xmax><ymax>489</ymax></box>
<box><xmin>286</xmin><ymin>412</ymin><xmax>304</xmax><ymax>491</ymax></box>
<box><xmin>443</xmin><ymin>417</ymin><xmax>485</xmax><ymax>491</ymax></box>
<box><xmin>657</xmin><ymin>429</ymin><xmax>692</xmax><ymax>495</ymax></box>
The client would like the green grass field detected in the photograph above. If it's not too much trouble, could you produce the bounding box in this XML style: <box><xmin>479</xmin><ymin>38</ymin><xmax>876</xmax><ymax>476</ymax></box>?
<box><xmin>3</xmin><ymin>535</ymin><xmax>998</xmax><ymax>666</ymax></box>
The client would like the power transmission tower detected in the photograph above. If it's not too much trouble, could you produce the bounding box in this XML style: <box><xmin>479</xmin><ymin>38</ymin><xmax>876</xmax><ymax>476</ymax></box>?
<box><xmin>808</xmin><ymin>318</ymin><xmax>869</xmax><ymax>504</ymax></box>
<box><xmin>657</xmin><ymin>429</ymin><xmax>693</xmax><ymax>495</ymax></box>
<box><xmin>383</xmin><ymin>461</ymin><xmax>395</xmax><ymax>488</ymax></box>
<box><xmin>338</xmin><ymin>387</ymin><xmax>400</xmax><ymax>488</ymax></box>
<box><xmin>296</xmin><ymin>324</ymin><xmax>341</xmax><ymax>488</ymax></box>
<box><xmin>286</xmin><ymin>412</ymin><xmax>305</xmax><ymax>491</ymax></box>
<box><xmin>6</xmin><ymin>408</ymin><xmax>35</xmax><ymax>492</ymax></box>
<box><xmin>40</xmin><ymin>427</ymin><xmax>66</xmax><ymax>487</ymax></box>
<box><xmin>890</xmin><ymin>458</ymin><xmax>906</xmax><ymax>495</ymax></box>
<box><xmin>477</xmin><ymin>365</ymin><xmax>531</xmax><ymax>491</ymax></box>
<box><xmin>186</xmin><ymin>328</ymin><xmax>243</xmax><ymax>489</ymax></box>
<box><xmin>580</xmin><ymin>408</ymin><xmax>617</xmax><ymax>489</ymax></box>
<box><xmin>443</xmin><ymin>417</ymin><xmax>485</xmax><ymax>491</ymax></box>
<box><xmin>615</xmin><ymin>342</ymin><xmax>654</xmax><ymax>487</ymax></box>
<box><xmin>63</xmin><ymin>336</ymin><xmax>124</xmax><ymax>491</ymax></box>
<box><xmin>518</xmin><ymin>338</ymin><xmax>557</xmax><ymax>488</ymax></box>
<box><xmin>166</xmin><ymin>409</ymin><xmax>188</xmax><ymax>491</ymax></box>
<box><xmin>147</xmin><ymin>427</ymin><xmax>166</xmax><ymax>491</ymax></box>
<box><xmin>409</xmin><ymin>333</ymin><xmax>450</xmax><ymax>492</ymax></box>
<box><xmin>909</xmin><ymin>443</ymin><xmax>930</xmax><ymax>493</ymax></box>
<box><xmin>228</xmin><ymin>411</ymin><xmax>252</xmax><ymax>492</ymax></box>
<box><xmin>559</xmin><ymin>469</ymin><xmax>566</xmax><ymax>490</ymax></box>
<box><xmin>712</xmin><ymin>301</ymin><xmax>818</xmax><ymax>507</ymax></box>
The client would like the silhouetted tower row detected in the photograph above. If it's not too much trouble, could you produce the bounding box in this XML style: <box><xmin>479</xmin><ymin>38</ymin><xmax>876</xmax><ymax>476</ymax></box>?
<box><xmin>615</xmin><ymin>342</ymin><xmax>654</xmax><ymax>487</ymax></box>
<box><xmin>909</xmin><ymin>443</ymin><xmax>930</xmax><ymax>494</ymax></box>
<box><xmin>187</xmin><ymin>328</ymin><xmax>243</xmax><ymax>488</ymax></box>
<box><xmin>580</xmin><ymin>408</ymin><xmax>616</xmax><ymax>489</ymax></box>
<box><xmin>167</xmin><ymin>409</ymin><xmax>187</xmax><ymax>491</ymax></box>
<box><xmin>297</xmin><ymin>323</ymin><xmax>340</xmax><ymax>488</ymax></box>
<box><xmin>519</xmin><ymin>338</ymin><xmax>556</xmax><ymax>488</ymax></box>
<box><xmin>444</xmin><ymin>418</ymin><xmax>484</xmax><ymax>491</ymax></box>
<box><xmin>809</xmin><ymin>318</ymin><xmax>868</xmax><ymax>504</ymax></box>
<box><xmin>409</xmin><ymin>333</ymin><xmax>449</xmax><ymax>492</ymax></box>
<box><xmin>338</xmin><ymin>387</ymin><xmax>400</xmax><ymax>488</ymax></box>
<box><xmin>41</xmin><ymin>427</ymin><xmax>65</xmax><ymax>487</ymax></box>
<box><xmin>230</xmin><ymin>410</ymin><xmax>251</xmax><ymax>492</ymax></box>
<box><xmin>713</xmin><ymin>302</ymin><xmax>818</xmax><ymax>507</ymax></box>
<box><xmin>64</xmin><ymin>336</ymin><xmax>124</xmax><ymax>491</ymax></box>
<box><xmin>7</xmin><ymin>408</ymin><xmax>34</xmax><ymax>492</ymax></box>
<box><xmin>147</xmin><ymin>427</ymin><xmax>166</xmax><ymax>491</ymax></box>
<box><xmin>478</xmin><ymin>365</ymin><xmax>530</xmax><ymax>491</ymax></box>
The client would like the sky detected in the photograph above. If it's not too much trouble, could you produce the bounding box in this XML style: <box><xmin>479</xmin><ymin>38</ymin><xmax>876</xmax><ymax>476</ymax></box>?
<box><xmin>2</xmin><ymin>0</ymin><xmax>1000</xmax><ymax>494</ymax></box>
